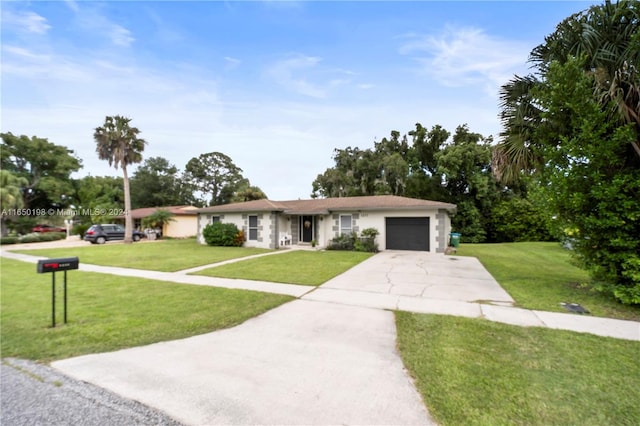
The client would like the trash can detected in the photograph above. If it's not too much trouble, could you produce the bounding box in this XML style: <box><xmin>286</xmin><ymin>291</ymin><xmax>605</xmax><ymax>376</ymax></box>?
<box><xmin>450</xmin><ymin>232</ymin><xmax>461</xmax><ymax>248</ymax></box>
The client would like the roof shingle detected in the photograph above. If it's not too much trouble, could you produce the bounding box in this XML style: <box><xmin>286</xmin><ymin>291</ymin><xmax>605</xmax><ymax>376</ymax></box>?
<box><xmin>196</xmin><ymin>195</ymin><xmax>456</xmax><ymax>214</ymax></box>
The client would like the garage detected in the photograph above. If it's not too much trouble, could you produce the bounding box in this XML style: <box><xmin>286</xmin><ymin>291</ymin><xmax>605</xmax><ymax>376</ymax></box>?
<box><xmin>385</xmin><ymin>217</ymin><xmax>430</xmax><ymax>251</ymax></box>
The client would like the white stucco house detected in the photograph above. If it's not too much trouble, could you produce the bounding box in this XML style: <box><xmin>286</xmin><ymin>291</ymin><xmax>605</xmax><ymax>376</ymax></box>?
<box><xmin>196</xmin><ymin>195</ymin><xmax>456</xmax><ymax>253</ymax></box>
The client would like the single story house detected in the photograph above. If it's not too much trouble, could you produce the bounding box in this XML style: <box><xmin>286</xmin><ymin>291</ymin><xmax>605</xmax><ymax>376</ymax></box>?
<box><xmin>196</xmin><ymin>195</ymin><xmax>456</xmax><ymax>253</ymax></box>
<box><xmin>126</xmin><ymin>205</ymin><xmax>198</xmax><ymax>238</ymax></box>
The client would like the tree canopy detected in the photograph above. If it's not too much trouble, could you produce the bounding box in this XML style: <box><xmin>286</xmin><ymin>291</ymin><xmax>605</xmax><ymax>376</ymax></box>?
<box><xmin>0</xmin><ymin>132</ymin><xmax>82</xmax><ymax>211</ymax></box>
<box><xmin>312</xmin><ymin>123</ymin><xmax>544</xmax><ymax>243</ymax></box>
<box><xmin>184</xmin><ymin>152</ymin><xmax>249</xmax><ymax>206</ymax></box>
<box><xmin>495</xmin><ymin>0</ymin><xmax>640</xmax><ymax>304</ymax></box>
<box><xmin>130</xmin><ymin>156</ymin><xmax>193</xmax><ymax>208</ymax></box>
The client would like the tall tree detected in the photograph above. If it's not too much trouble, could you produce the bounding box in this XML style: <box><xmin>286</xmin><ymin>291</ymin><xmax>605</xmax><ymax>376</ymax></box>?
<box><xmin>223</xmin><ymin>178</ymin><xmax>268</xmax><ymax>203</ymax></box>
<box><xmin>183</xmin><ymin>152</ymin><xmax>244</xmax><ymax>206</ymax></box>
<box><xmin>130</xmin><ymin>157</ymin><xmax>192</xmax><ymax>208</ymax></box>
<box><xmin>94</xmin><ymin>115</ymin><xmax>147</xmax><ymax>243</ymax></box>
<box><xmin>495</xmin><ymin>0</ymin><xmax>640</xmax><ymax>182</ymax></box>
<box><xmin>436</xmin><ymin>125</ymin><xmax>498</xmax><ymax>242</ymax></box>
<box><xmin>496</xmin><ymin>0</ymin><xmax>640</xmax><ymax>304</ymax></box>
<box><xmin>0</xmin><ymin>132</ymin><xmax>82</xmax><ymax>211</ymax></box>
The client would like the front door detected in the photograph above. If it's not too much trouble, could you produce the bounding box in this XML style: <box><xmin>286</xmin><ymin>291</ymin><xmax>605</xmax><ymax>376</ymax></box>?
<box><xmin>300</xmin><ymin>216</ymin><xmax>313</xmax><ymax>243</ymax></box>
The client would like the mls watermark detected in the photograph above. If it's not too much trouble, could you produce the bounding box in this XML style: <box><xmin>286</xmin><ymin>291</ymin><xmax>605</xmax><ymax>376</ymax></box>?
<box><xmin>1</xmin><ymin>208</ymin><xmax>127</xmax><ymax>217</ymax></box>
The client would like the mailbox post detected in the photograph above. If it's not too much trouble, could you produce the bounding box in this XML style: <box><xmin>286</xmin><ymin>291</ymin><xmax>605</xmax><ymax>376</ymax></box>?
<box><xmin>37</xmin><ymin>257</ymin><xmax>79</xmax><ymax>327</ymax></box>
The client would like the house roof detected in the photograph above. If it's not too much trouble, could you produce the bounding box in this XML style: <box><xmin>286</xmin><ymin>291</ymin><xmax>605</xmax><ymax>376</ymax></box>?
<box><xmin>196</xmin><ymin>195</ymin><xmax>456</xmax><ymax>215</ymax></box>
<box><xmin>126</xmin><ymin>205</ymin><xmax>199</xmax><ymax>219</ymax></box>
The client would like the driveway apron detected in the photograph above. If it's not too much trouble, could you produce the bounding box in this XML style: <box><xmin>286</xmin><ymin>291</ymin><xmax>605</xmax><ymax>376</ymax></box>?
<box><xmin>52</xmin><ymin>299</ymin><xmax>434</xmax><ymax>425</ymax></box>
<box><xmin>305</xmin><ymin>250</ymin><xmax>515</xmax><ymax>307</ymax></box>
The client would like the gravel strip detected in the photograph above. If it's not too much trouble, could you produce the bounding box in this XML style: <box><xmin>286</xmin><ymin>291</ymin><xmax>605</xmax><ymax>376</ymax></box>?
<box><xmin>1</xmin><ymin>358</ymin><xmax>183</xmax><ymax>426</ymax></box>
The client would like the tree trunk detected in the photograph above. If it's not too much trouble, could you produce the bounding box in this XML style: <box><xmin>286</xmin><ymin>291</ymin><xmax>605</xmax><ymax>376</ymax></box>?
<box><xmin>123</xmin><ymin>165</ymin><xmax>133</xmax><ymax>244</ymax></box>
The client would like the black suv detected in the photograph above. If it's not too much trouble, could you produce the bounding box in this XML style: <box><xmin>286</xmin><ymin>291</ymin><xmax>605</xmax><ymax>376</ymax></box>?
<box><xmin>84</xmin><ymin>224</ymin><xmax>145</xmax><ymax>244</ymax></box>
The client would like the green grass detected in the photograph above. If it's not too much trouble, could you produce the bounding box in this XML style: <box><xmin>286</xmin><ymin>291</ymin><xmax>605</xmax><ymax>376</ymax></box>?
<box><xmin>193</xmin><ymin>250</ymin><xmax>374</xmax><ymax>286</ymax></box>
<box><xmin>12</xmin><ymin>239</ymin><xmax>272</xmax><ymax>272</ymax></box>
<box><xmin>456</xmin><ymin>242</ymin><xmax>640</xmax><ymax>321</ymax></box>
<box><xmin>396</xmin><ymin>312</ymin><xmax>640</xmax><ymax>426</ymax></box>
<box><xmin>1</xmin><ymin>258</ymin><xmax>293</xmax><ymax>362</ymax></box>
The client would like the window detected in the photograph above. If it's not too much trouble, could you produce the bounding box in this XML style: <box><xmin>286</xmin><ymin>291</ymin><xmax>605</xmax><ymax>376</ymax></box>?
<box><xmin>340</xmin><ymin>214</ymin><xmax>352</xmax><ymax>235</ymax></box>
<box><xmin>248</xmin><ymin>215</ymin><xmax>258</xmax><ymax>240</ymax></box>
<box><xmin>210</xmin><ymin>216</ymin><xmax>220</xmax><ymax>224</ymax></box>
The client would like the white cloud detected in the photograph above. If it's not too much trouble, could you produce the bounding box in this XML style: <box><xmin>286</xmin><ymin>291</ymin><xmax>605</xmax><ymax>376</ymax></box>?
<box><xmin>267</xmin><ymin>54</ymin><xmax>326</xmax><ymax>98</ymax></box>
<box><xmin>2</xmin><ymin>10</ymin><xmax>51</xmax><ymax>34</ymax></box>
<box><xmin>265</xmin><ymin>55</ymin><xmax>362</xmax><ymax>99</ymax></box>
<box><xmin>109</xmin><ymin>25</ymin><xmax>135</xmax><ymax>47</ymax></box>
<box><xmin>64</xmin><ymin>0</ymin><xmax>80</xmax><ymax>13</ymax></box>
<box><xmin>63</xmin><ymin>1</ymin><xmax>135</xmax><ymax>48</ymax></box>
<box><xmin>224</xmin><ymin>56</ymin><xmax>242</xmax><ymax>69</ymax></box>
<box><xmin>398</xmin><ymin>25</ymin><xmax>529</xmax><ymax>96</ymax></box>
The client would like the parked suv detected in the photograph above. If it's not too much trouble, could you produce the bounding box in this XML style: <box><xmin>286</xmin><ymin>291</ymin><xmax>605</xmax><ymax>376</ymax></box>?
<box><xmin>84</xmin><ymin>224</ymin><xmax>145</xmax><ymax>244</ymax></box>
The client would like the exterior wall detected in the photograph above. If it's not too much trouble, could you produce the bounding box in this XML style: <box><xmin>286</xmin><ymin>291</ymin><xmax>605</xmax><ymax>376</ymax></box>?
<box><xmin>164</xmin><ymin>216</ymin><xmax>197</xmax><ymax>238</ymax></box>
<box><xmin>197</xmin><ymin>208</ymin><xmax>452</xmax><ymax>253</ymax></box>
<box><xmin>435</xmin><ymin>209</ymin><xmax>452</xmax><ymax>253</ymax></box>
<box><xmin>328</xmin><ymin>209</ymin><xmax>448</xmax><ymax>254</ymax></box>
<box><xmin>197</xmin><ymin>212</ymin><xmax>276</xmax><ymax>249</ymax></box>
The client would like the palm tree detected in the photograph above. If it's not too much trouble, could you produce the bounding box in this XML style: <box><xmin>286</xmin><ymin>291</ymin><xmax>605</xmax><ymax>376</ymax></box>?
<box><xmin>495</xmin><ymin>0</ymin><xmax>640</xmax><ymax>181</ymax></box>
<box><xmin>141</xmin><ymin>209</ymin><xmax>175</xmax><ymax>239</ymax></box>
<box><xmin>493</xmin><ymin>75</ymin><xmax>544</xmax><ymax>183</ymax></box>
<box><xmin>94</xmin><ymin>115</ymin><xmax>147</xmax><ymax>243</ymax></box>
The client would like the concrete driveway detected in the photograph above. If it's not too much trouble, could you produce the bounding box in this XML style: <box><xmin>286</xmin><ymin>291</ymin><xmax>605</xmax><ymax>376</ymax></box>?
<box><xmin>304</xmin><ymin>251</ymin><xmax>514</xmax><ymax>311</ymax></box>
<box><xmin>53</xmin><ymin>300</ymin><xmax>434</xmax><ymax>425</ymax></box>
<box><xmin>50</xmin><ymin>251</ymin><xmax>513</xmax><ymax>425</ymax></box>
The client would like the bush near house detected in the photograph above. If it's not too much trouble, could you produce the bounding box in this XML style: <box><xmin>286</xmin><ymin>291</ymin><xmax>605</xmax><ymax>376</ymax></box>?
<box><xmin>203</xmin><ymin>222</ymin><xmax>244</xmax><ymax>247</ymax></box>
<box><xmin>0</xmin><ymin>232</ymin><xmax>66</xmax><ymax>245</ymax></box>
<box><xmin>327</xmin><ymin>228</ymin><xmax>379</xmax><ymax>253</ymax></box>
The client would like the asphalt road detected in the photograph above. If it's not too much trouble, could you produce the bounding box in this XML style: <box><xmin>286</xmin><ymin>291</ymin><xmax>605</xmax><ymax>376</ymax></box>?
<box><xmin>1</xmin><ymin>358</ymin><xmax>182</xmax><ymax>426</ymax></box>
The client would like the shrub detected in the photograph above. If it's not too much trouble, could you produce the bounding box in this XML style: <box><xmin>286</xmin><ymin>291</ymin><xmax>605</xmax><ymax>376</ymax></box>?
<box><xmin>327</xmin><ymin>232</ymin><xmax>357</xmax><ymax>251</ymax></box>
<box><xmin>355</xmin><ymin>227</ymin><xmax>379</xmax><ymax>252</ymax></box>
<box><xmin>39</xmin><ymin>232</ymin><xmax>66</xmax><ymax>242</ymax></box>
<box><xmin>203</xmin><ymin>222</ymin><xmax>244</xmax><ymax>247</ymax></box>
<box><xmin>328</xmin><ymin>228</ymin><xmax>379</xmax><ymax>252</ymax></box>
<box><xmin>489</xmin><ymin>198</ymin><xmax>555</xmax><ymax>243</ymax></box>
<box><xmin>0</xmin><ymin>237</ymin><xmax>18</xmax><ymax>245</ymax></box>
<box><xmin>72</xmin><ymin>223</ymin><xmax>91</xmax><ymax>237</ymax></box>
<box><xmin>233</xmin><ymin>230</ymin><xmax>246</xmax><ymax>247</ymax></box>
<box><xmin>19</xmin><ymin>234</ymin><xmax>40</xmax><ymax>243</ymax></box>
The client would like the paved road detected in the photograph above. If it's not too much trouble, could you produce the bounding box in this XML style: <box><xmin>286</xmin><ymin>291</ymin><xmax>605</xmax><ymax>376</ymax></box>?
<box><xmin>1</xmin><ymin>358</ymin><xmax>182</xmax><ymax>426</ymax></box>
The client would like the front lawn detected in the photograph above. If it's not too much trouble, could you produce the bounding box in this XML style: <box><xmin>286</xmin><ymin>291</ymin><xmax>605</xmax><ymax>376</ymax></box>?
<box><xmin>193</xmin><ymin>250</ymin><xmax>373</xmax><ymax>286</ymax></box>
<box><xmin>396</xmin><ymin>312</ymin><xmax>640</xmax><ymax>426</ymax></box>
<box><xmin>1</xmin><ymin>258</ymin><xmax>292</xmax><ymax>361</ymax></box>
<box><xmin>12</xmin><ymin>239</ymin><xmax>272</xmax><ymax>272</ymax></box>
<box><xmin>456</xmin><ymin>242</ymin><xmax>640</xmax><ymax>321</ymax></box>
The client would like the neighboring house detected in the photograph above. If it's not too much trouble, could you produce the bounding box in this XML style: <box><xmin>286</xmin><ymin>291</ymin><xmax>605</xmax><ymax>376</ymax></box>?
<box><xmin>196</xmin><ymin>195</ymin><xmax>456</xmax><ymax>253</ymax></box>
<box><xmin>127</xmin><ymin>205</ymin><xmax>198</xmax><ymax>238</ymax></box>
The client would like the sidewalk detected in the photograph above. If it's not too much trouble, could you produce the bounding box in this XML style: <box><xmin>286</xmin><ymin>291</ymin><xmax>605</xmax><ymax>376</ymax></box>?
<box><xmin>1</xmin><ymin>248</ymin><xmax>638</xmax><ymax>341</ymax></box>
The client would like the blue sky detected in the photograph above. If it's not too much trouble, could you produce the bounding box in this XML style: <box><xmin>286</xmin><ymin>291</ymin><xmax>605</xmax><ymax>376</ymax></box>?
<box><xmin>2</xmin><ymin>0</ymin><xmax>597</xmax><ymax>200</ymax></box>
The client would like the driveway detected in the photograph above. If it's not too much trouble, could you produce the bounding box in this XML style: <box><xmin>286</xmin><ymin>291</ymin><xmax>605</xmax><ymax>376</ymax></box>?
<box><xmin>304</xmin><ymin>251</ymin><xmax>515</xmax><ymax>311</ymax></box>
<box><xmin>53</xmin><ymin>300</ymin><xmax>434</xmax><ymax>425</ymax></box>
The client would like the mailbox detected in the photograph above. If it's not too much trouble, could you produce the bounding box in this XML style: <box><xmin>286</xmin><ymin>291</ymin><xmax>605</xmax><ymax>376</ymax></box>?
<box><xmin>36</xmin><ymin>257</ymin><xmax>79</xmax><ymax>327</ymax></box>
<box><xmin>37</xmin><ymin>257</ymin><xmax>79</xmax><ymax>274</ymax></box>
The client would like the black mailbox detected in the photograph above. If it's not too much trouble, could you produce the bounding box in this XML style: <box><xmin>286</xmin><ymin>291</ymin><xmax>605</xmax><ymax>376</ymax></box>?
<box><xmin>37</xmin><ymin>257</ymin><xmax>79</xmax><ymax>327</ymax></box>
<box><xmin>37</xmin><ymin>257</ymin><xmax>79</xmax><ymax>274</ymax></box>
